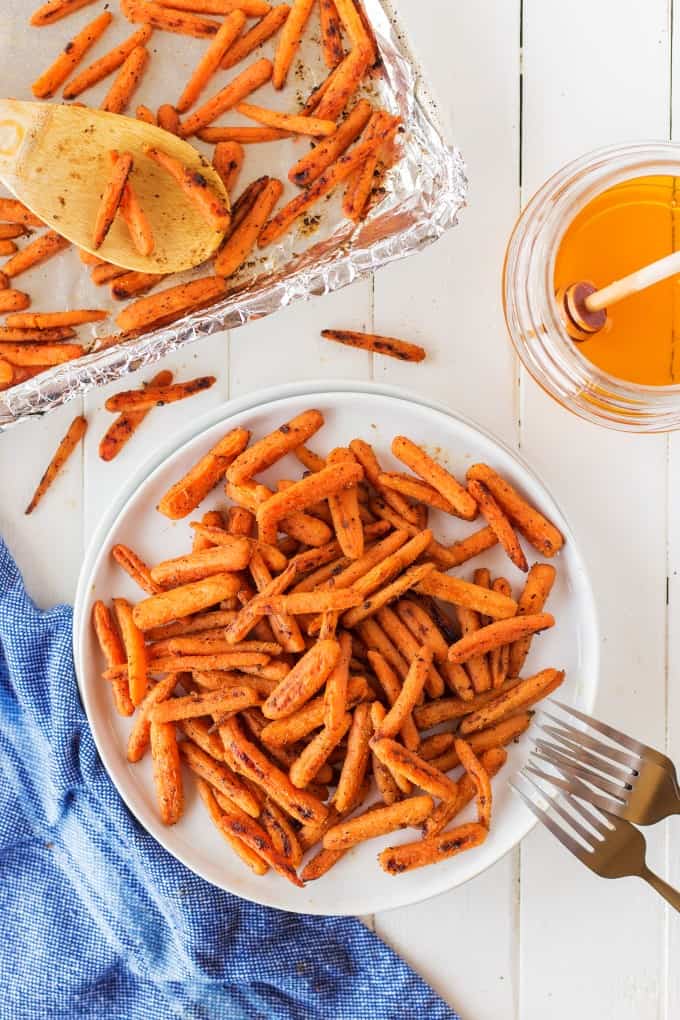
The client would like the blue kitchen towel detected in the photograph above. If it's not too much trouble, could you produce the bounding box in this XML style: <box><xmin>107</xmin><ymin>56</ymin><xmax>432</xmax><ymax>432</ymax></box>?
<box><xmin>0</xmin><ymin>538</ymin><xmax>458</xmax><ymax>1020</ymax></box>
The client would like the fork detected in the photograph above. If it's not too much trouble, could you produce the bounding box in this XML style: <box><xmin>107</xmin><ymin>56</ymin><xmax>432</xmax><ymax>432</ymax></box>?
<box><xmin>526</xmin><ymin>699</ymin><xmax>680</xmax><ymax>825</ymax></box>
<box><xmin>512</xmin><ymin>772</ymin><xmax>680</xmax><ymax>911</ymax></box>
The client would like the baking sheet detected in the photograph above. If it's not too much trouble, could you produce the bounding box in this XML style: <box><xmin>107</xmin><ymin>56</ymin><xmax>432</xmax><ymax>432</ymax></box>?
<box><xmin>0</xmin><ymin>0</ymin><xmax>466</xmax><ymax>427</ymax></box>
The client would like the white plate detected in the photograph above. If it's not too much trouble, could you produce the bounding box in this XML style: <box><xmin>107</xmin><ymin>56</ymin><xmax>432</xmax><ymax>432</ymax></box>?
<box><xmin>74</xmin><ymin>382</ymin><xmax>599</xmax><ymax>916</ymax></box>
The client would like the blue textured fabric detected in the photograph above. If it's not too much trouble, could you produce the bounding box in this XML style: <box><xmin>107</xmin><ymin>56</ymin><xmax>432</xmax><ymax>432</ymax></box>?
<box><xmin>0</xmin><ymin>538</ymin><xmax>458</xmax><ymax>1020</ymax></box>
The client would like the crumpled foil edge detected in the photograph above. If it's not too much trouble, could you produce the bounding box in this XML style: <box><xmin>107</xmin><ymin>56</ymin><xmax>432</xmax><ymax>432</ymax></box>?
<box><xmin>0</xmin><ymin>0</ymin><xmax>467</xmax><ymax>428</ymax></box>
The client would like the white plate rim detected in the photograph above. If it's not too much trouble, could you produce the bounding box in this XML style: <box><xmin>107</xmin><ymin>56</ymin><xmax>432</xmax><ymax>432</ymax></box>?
<box><xmin>73</xmin><ymin>379</ymin><xmax>600</xmax><ymax>915</ymax></box>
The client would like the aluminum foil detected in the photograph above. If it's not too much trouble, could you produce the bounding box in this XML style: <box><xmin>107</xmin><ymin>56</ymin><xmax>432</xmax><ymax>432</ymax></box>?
<box><xmin>0</xmin><ymin>0</ymin><xmax>466</xmax><ymax>428</ymax></box>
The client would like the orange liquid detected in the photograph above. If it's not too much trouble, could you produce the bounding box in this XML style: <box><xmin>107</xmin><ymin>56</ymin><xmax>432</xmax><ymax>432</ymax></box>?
<box><xmin>554</xmin><ymin>175</ymin><xmax>680</xmax><ymax>385</ymax></box>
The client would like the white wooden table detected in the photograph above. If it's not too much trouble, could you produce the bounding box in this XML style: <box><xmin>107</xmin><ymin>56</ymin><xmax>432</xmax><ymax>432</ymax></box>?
<box><xmin>2</xmin><ymin>2</ymin><xmax>679</xmax><ymax>1016</ymax></box>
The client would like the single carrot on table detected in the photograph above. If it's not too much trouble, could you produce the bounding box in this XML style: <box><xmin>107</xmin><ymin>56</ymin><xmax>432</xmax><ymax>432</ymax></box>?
<box><xmin>99</xmin><ymin>369</ymin><xmax>173</xmax><ymax>461</ymax></box>
<box><xmin>321</xmin><ymin>328</ymin><xmax>425</xmax><ymax>362</ymax></box>
<box><xmin>25</xmin><ymin>414</ymin><xmax>87</xmax><ymax>514</ymax></box>
<box><xmin>105</xmin><ymin>375</ymin><xmax>216</xmax><ymax>412</ymax></box>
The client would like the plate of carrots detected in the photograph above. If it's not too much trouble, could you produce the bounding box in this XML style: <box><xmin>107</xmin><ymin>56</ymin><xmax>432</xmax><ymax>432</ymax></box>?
<box><xmin>73</xmin><ymin>384</ymin><xmax>599</xmax><ymax>914</ymax></box>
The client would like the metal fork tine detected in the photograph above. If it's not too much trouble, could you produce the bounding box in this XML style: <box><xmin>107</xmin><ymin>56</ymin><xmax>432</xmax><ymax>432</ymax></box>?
<box><xmin>539</xmin><ymin>770</ymin><xmax>614</xmax><ymax>836</ymax></box>
<box><xmin>532</xmin><ymin>744</ymin><xmax>629</xmax><ymax>802</ymax></box>
<box><xmin>535</xmin><ymin>730</ymin><xmax>635</xmax><ymax>783</ymax></box>
<box><xmin>525</xmin><ymin>761</ymin><xmax>624</xmax><ymax>818</ymax></box>
<box><xmin>526</xmin><ymin>777</ymin><xmax>601</xmax><ymax>845</ymax></box>
<box><xmin>541</xmin><ymin>716</ymin><xmax>640</xmax><ymax>771</ymax></box>
<box><xmin>549</xmin><ymin>700</ymin><xmax>660</xmax><ymax>761</ymax></box>
<box><xmin>511</xmin><ymin>776</ymin><xmax>593</xmax><ymax>865</ymax></box>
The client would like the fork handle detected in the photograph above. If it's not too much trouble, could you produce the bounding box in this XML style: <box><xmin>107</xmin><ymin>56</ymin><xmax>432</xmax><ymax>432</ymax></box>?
<box><xmin>641</xmin><ymin>867</ymin><xmax>680</xmax><ymax>912</ymax></box>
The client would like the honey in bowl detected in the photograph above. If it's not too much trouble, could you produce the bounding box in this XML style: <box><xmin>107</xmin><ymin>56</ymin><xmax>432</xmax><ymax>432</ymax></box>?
<box><xmin>554</xmin><ymin>175</ymin><xmax>680</xmax><ymax>386</ymax></box>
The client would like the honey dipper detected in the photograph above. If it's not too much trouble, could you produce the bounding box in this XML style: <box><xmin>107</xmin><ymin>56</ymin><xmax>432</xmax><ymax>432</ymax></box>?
<box><xmin>558</xmin><ymin>248</ymin><xmax>680</xmax><ymax>340</ymax></box>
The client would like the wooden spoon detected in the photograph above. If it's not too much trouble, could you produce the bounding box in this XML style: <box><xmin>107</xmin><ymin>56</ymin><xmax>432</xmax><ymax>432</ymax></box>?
<box><xmin>0</xmin><ymin>99</ymin><xmax>229</xmax><ymax>273</ymax></box>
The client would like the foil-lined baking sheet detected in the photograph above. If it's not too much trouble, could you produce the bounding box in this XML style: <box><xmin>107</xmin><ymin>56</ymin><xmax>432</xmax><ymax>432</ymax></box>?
<box><xmin>0</xmin><ymin>0</ymin><xmax>466</xmax><ymax>427</ymax></box>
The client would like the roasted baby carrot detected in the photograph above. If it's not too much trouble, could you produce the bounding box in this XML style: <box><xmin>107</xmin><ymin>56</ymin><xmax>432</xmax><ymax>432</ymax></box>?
<box><xmin>113</xmin><ymin>596</ymin><xmax>149</xmax><ymax>705</ymax></box>
<box><xmin>314</xmin><ymin>46</ymin><xmax>370</xmax><ymax>121</ymax></box>
<box><xmin>258</xmin><ymin>124</ymin><xmax>399</xmax><ymax>247</ymax></box>
<box><xmin>150</xmin><ymin>720</ymin><xmax>184</xmax><ymax>824</ymax></box>
<box><xmin>319</xmin><ymin>0</ymin><xmax>344</xmax><ymax>68</ymax></box>
<box><xmin>0</xmin><ymin>200</ymin><xmax>44</xmax><ymax>227</ymax></box>
<box><xmin>92</xmin><ymin>600</ymin><xmax>134</xmax><ymax>716</ymax></box>
<box><xmin>116</xmin><ymin>159</ymin><xmax>156</xmax><ymax>257</ymax></box>
<box><xmin>272</xmin><ymin>0</ymin><xmax>314</xmax><ymax>88</ymax></box>
<box><xmin>32</xmin><ymin>10</ymin><xmax>113</xmax><ymax>99</ymax></box>
<box><xmin>63</xmin><ymin>26</ymin><xmax>153</xmax><ymax>98</ymax></box>
<box><xmin>199</xmin><ymin>125</ymin><xmax>289</xmax><ymax>143</ymax></box>
<box><xmin>30</xmin><ymin>0</ymin><xmax>99</xmax><ymax>26</ymax></box>
<box><xmin>392</xmin><ymin>435</ymin><xmax>477</xmax><ymax>521</ymax></box>
<box><xmin>324</xmin><ymin>795</ymin><xmax>434</xmax><ymax>850</ymax></box>
<box><xmin>448</xmin><ymin>613</ymin><xmax>554</xmax><ymax>665</ymax></box>
<box><xmin>93</xmin><ymin>153</ymin><xmax>134</xmax><ymax>249</ymax></box>
<box><xmin>159</xmin><ymin>0</ymin><xmax>270</xmax><ymax>12</ymax></box>
<box><xmin>25</xmin><ymin>414</ymin><xmax>87</xmax><ymax>514</ymax></box>
<box><xmin>144</xmin><ymin>147</ymin><xmax>231</xmax><ymax>231</ymax></box>
<box><xmin>179</xmin><ymin>57</ymin><xmax>273</xmax><ymax>137</ymax></box>
<box><xmin>466</xmin><ymin>463</ymin><xmax>565</xmax><ymax>557</ymax></box>
<box><xmin>214</xmin><ymin>177</ymin><xmax>282</xmax><ymax>277</ymax></box>
<box><xmin>321</xmin><ymin>328</ymin><xmax>426</xmax><ymax>362</ymax></box>
<box><xmin>3</xmin><ymin>231</ymin><xmax>70</xmax><ymax>279</ymax></box>
<box><xmin>236</xmin><ymin>102</ymin><xmax>336</xmax><ymax>137</ymax></box>
<box><xmin>379</xmin><ymin>822</ymin><xmax>488</xmax><ymax>875</ymax></box>
<box><xmin>6</xmin><ymin>310</ymin><xmax>107</xmax><ymax>329</ymax></box>
<box><xmin>177</xmin><ymin>11</ymin><xmax>246</xmax><ymax>112</ymax></box>
<box><xmin>115</xmin><ymin>275</ymin><xmax>227</xmax><ymax>331</ymax></box>
<box><xmin>508</xmin><ymin>564</ymin><xmax>557</xmax><ymax>677</ymax></box>
<box><xmin>105</xmin><ymin>374</ymin><xmax>216</xmax><ymax>412</ymax></box>
<box><xmin>133</xmin><ymin>572</ymin><xmax>246</xmax><ymax>630</ymax></box>
<box><xmin>0</xmin><ymin>291</ymin><xmax>30</xmax><ymax>313</ymax></box>
<box><xmin>0</xmin><ymin>343</ymin><xmax>83</xmax><ymax>366</ymax></box>
<box><xmin>343</xmin><ymin>109</ymin><xmax>390</xmax><ymax>221</ymax></box>
<box><xmin>158</xmin><ymin>426</ymin><xmax>250</xmax><ymax>518</ymax></box>
<box><xmin>213</xmin><ymin>141</ymin><xmax>245</xmax><ymax>193</ymax></box>
<box><xmin>222</xmin><ymin>5</ymin><xmax>290</xmax><ymax>70</ymax></box>
<box><xmin>467</xmin><ymin>478</ymin><xmax>528</xmax><ymax>572</ymax></box>
<box><xmin>121</xmin><ymin>0</ymin><xmax>221</xmax><ymax>38</ymax></box>
<box><xmin>110</xmin><ymin>271</ymin><xmax>166</xmax><ymax>300</ymax></box>
<box><xmin>228</xmin><ymin>408</ymin><xmax>324</xmax><ymax>484</ymax></box>
<box><xmin>112</xmin><ymin>543</ymin><xmax>163</xmax><ymax>595</ymax></box>
<box><xmin>0</xmin><ymin>226</ymin><xmax>27</xmax><ymax>243</ymax></box>
<box><xmin>136</xmin><ymin>104</ymin><xmax>156</xmax><ymax>124</ymax></box>
<box><xmin>289</xmin><ymin>99</ymin><xmax>375</xmax><ymax>187</ymax></box>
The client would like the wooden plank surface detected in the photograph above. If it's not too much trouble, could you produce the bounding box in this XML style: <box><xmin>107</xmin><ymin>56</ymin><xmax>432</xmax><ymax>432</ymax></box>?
<box><xmin>371</xmin><ymin>1</ymin><xmax>521</xmax><ymax>1016</ymax></box>
<box><xmin>519</xmin><ymin>2</ymin><xmax>671</xmax><ymax>1018</ymax></box>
